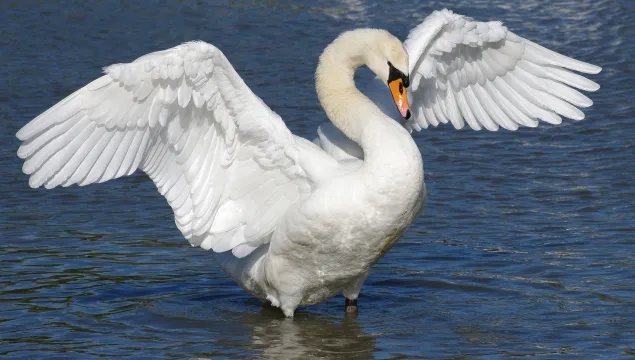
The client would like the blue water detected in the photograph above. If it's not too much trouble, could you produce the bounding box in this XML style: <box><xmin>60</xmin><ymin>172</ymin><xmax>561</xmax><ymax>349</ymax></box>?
<box><xmin>1</xmin><ymin>0</ymin><xmax>633</xmax><ymax>358</ymax></box>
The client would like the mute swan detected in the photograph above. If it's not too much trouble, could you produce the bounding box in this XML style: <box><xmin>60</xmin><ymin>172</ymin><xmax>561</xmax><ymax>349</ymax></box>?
<box><xmin>16</xmin><ymin>9</ymin><xmax>600</xmax><ymax>318</ymax></box>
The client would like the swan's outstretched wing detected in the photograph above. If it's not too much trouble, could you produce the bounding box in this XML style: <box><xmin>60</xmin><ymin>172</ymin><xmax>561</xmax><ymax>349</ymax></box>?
<box><xmin>17</xmin><ymin>41</ymin><xmax>320</xmax><ymax>258</ymax></box>
<box><xmin>401</xmin><ymin>9</ymin><xmax>601</xmax><ymax>132</ymax></box>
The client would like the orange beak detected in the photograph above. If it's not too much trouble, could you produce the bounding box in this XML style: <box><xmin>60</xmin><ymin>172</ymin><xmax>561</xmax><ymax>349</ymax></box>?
<box><xmin>388</xmin><ymin>78</ymin><xmax>411</xmax><ymax>119</ymax></box>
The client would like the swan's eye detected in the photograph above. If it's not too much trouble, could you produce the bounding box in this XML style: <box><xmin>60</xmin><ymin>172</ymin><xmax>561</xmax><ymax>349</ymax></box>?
<box><xmin>387</xmin><ymin>61</ymin><xmax>408</xmax><ymax>88</ymax></box>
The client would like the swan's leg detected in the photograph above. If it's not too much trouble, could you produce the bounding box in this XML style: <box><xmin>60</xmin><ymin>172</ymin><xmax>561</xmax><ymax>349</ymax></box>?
<box><xmin>342</xmin><ymin>272</ymin><xmax>368</xmax><ymax>317</ymax></box>
<box><xmin>345</xmin><ymin>297</ymin><xmax>358</xmax><ymax>317</ymax></box>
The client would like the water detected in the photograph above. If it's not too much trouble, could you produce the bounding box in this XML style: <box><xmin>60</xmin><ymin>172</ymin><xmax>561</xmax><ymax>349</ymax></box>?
<box><xmin>1</xmin><ymin>0</ymin><xmax>633</xmax><ymax>358</ymax></box>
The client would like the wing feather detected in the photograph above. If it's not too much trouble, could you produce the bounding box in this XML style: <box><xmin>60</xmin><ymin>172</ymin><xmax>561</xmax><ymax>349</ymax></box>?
<box><xmin>403</xmin><ymin>9</ymin><xmax>601</xmax><ymax>131</ymax></box>
<box><xmin>17</xmin><ymin>41</ymin><xmax>316</xmax><ymax>258</ymax></box>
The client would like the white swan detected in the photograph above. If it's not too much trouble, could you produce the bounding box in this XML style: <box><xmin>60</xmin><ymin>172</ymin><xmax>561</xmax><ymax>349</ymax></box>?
<box><xmin>16</xmin><ymin>10</ymin><xmax>600</xmax><ymax>317</ymax></box>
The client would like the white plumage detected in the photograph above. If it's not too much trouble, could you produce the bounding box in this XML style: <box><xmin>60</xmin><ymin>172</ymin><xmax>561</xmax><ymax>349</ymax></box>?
<box><xmin>16</xmin><ymin>10</ymin><xmax>600</xmax><ymax>317</ymax></box>
<box><xmin>364</xmin><ymin>9</ymin><xmax>600</xmax><ymax>134</ymax></box>
<box><xmin>18</xmin><ymin>41</ymin><xmax>312</xmax><ymax>259</ymax></box>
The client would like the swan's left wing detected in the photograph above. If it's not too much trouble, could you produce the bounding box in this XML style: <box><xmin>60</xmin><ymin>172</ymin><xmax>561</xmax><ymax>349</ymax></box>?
<box><xmin>16</xmin><ymin>41</ymin><xmax>334</xmax><ymax>259</ymax></box>
<box><xmin>402</xmin><ymin>9</ymin><xmax>601</xmax><ymax>132</ymax></box>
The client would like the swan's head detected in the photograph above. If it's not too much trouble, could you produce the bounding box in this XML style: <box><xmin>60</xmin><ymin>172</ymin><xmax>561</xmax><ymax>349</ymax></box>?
<box><xmin>363</xmin><ymin>30</ymin><xmax>411</xmax><ymax>120</ymax></box>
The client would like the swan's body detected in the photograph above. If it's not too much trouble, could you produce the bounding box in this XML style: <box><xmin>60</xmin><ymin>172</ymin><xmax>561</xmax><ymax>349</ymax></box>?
<box><xmin>16</xmin><ymin>10</ymin><xmax>600</xmax><ymax>317</ymax></box>
<box><xmin>216</xmin><ymin>30</ymin><xmax>424</xmax><ymax>314</ymax></box>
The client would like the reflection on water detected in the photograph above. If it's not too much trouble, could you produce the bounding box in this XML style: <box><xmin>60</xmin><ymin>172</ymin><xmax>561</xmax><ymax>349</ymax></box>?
<box><xmin>250</xmin><ymin>315</ymin><xmax>373</xmax><ymax>359</ymax></box>
<box><xmin>1</xmin><ymin>0</ymin><xmax>633</xmax><ymax>358</ymax></box>
<box><xmin>146</xmin><ymin>296</ymin><xmax>376</xmax><ymax>359</ymax></box>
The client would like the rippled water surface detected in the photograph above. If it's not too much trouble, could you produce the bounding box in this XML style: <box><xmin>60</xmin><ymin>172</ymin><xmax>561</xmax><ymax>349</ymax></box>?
<box><xmin>1</xmin><ymin>0</ymin><xmax>634</xmax><ymax>358</ymax></box>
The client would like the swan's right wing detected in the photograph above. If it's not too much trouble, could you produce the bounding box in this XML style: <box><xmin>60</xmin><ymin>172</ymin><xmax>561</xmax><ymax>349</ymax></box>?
<box><xmin>17</xmin><ymin>41</ymin><xmax>320</xmax><ymax>258</ymax></box>
<box><xmin>403</xmin><ymin>9</ymin><xmax>601</xmax><ymax>132</ymax></box>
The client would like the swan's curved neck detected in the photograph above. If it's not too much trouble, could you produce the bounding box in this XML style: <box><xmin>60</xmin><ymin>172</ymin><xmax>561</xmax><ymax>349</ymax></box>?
<box><xmin>315</xmin><ymin>31</ymin><xmax>418</xmax><ymax>165</ymax></box>
<box><xmin>315</xmin><ymin>32</ymin><xmax>378</xmax><ymax>147</ymax></box>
